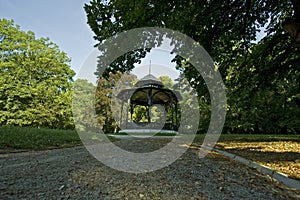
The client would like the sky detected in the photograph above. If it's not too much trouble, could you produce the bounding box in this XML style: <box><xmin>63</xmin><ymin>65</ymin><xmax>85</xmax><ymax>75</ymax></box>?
<box><xmin>0</xmin><ymin>0</ymin><xmax>179</xmax><ymax>82</ymax></box>
<box><xmin>0</xmin><ymin>0</ymin><xmax>95</xmax><ymax>73</ymax></box>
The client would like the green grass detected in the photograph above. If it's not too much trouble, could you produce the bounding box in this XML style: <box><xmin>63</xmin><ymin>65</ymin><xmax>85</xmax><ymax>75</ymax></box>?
<box><xmin>0</xmin><ymin>126</ymin><xmax>82</xmax><ymax>150</ymax></box>
<box><xmin>0</xmin><ymin>126</ymin><xmax>119</xmax><ymax>151</ymax></box>
<box><xmin>155</xmin><ymin>132</ymin><xmax>177</xmax><ymax>136</ymax></box>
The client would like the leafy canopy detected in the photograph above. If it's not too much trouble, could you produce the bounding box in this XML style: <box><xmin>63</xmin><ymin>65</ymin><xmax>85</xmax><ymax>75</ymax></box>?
<box><xmin>84</xmin><ymin>1</ymin><xmax>300</xmax><ymax>133</ymax></box>
<box><xmin>0</xmin><ymin>19</ymin><xmax>75</xmax><ymax>129</ymax></box>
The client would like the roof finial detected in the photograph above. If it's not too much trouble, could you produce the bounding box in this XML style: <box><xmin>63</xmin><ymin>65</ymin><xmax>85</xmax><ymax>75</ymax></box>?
<box><xmin>149</xmin><ymin>60</ymin><xmax>152</xmax><ymax>75</ymax></box>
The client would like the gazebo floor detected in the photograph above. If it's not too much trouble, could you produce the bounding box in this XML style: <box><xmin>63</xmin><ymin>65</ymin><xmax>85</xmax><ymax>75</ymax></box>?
<box><xmin>119</xmin><ymin>129</ymin><xmax>178</xmax><ymax>135</ymax></box>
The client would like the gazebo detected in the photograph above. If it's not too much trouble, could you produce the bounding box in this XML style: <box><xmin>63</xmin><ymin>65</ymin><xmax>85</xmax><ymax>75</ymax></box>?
<box><xmin>116</xmin><ymin>73</ymin><xmax>182</xmax><ymax>134</ymax></box>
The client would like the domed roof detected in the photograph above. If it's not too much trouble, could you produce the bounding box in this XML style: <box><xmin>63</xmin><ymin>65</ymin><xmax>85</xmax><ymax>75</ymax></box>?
<box><xmin>134</xmin><ymin>74</ymin><xmax>163</xmax><ymax>87</ymax></box>
<box><xmin>116</xmin><ymin>72</ymin><xmax>182</xmax><ymax>104</ymax></box>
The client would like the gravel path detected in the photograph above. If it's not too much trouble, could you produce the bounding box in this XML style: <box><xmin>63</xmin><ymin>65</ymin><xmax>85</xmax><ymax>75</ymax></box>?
<box><xmin>1</xmin><ymin>138</ymin><xmax>299</xmax><ymax>199</ymax></box>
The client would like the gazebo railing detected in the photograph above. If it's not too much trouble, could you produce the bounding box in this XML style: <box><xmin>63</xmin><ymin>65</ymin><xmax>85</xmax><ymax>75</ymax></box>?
<box><xmin>123</xmin><ymin>122</ymin><xmax>178</xmax><ymax>131</ymax></box>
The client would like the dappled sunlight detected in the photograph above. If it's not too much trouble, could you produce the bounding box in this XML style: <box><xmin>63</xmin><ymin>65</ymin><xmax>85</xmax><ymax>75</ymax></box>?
<box><xmin>216</xmin><ymin>141</ymin><xmax>300</xmax><ymax>180</ymax></box>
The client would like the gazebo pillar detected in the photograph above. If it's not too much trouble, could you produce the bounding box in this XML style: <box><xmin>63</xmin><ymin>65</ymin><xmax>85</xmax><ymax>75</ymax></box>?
<box><xmin>147</xmin><ymin>89</ymin><xmax>153</xmax><ymax>123</ymax></box>
<box><xmin>120</xmin><ymin>101</ymin><xmax>124</xmax><ymax>128</ymax></box>
<box><xmin>175</xmin><ymin>102</ymin><xmax>178</xmax><ymax>130</ymax></box>
<box><xmin>130</xmin><ymin>104</ymin><xmax>134</xmax><ymax>121</ymax></box>
<box><xmin>125</xmin><ymin>99</ymin><xmax>130</xmax><ymax>129</ymax></box>
<box><xmin>171</xmin><ymin>103</ymin><xmax>174</xmax><ymax>130</ymax></box>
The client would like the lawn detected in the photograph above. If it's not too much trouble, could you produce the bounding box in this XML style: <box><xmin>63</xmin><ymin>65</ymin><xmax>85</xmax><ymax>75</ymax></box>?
<box><xmin>0</xmin><ymin>126</ymin><xmax>82</xmax><ymax>151</ymax></box>
<box><xmin>194</xmin><ymin>134</ymin><xmax>300</xmax><ymax>180</ymax></box>
<box><xmin>0</xmin><ymin>126</ymin><xmax>120</xmax><ymax>151</ymax></box>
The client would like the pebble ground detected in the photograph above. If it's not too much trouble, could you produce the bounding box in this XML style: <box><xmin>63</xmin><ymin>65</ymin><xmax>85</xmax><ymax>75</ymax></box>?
<box><xmin>1</xmin><ymin>138</ymin><xmax>299</xmax><ymax>199</ymax></box>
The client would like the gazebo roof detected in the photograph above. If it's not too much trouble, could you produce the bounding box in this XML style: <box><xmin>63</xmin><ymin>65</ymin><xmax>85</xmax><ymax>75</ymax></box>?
<box><xmin>116</xmin><ymin>73</ymin><xmax>182</xmax><ymax>105</ymax></box>
<box><xmin>116</xmin><ymin>87</ymin><xmax>182</xmax><ymax>105</ymax></box>
<box><xmin>135</xmin><ymin>74</ymin><xmax>163</xmax><ymax>87</ymax></box>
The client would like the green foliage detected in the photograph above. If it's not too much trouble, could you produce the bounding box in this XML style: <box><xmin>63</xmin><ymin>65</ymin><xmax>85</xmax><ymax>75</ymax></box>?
<box><xmin>132</xmin><ymin>105</ymin><xmax>148</xmax><ymax>122</ymax></box>
<box><xmin>225</xmin><ymin>33</ymin><xmax>300</xmax><ymax>134</ymax></box>
<box><xmin>158</xmin><ymin>76</ymin><xmax>174</xmax><ymax>89</ymax></box>
<box><xmin>73</xmin><ymin>72</ymin><xmax>139</xmax><ymax>133</ymax></box>
<box><xmin>85</xmin><ymin>0</ymin><xmax>300</xmax><ymax>134</ymax></box>
<box><xmin>95</xmin><ymin>71</ymin><xmax>137</xmax><ymax>133</ymax></box>
<box><xmin>84</xmin><ymin>0</ymin><xmax>293</xmax><ymax>74</ymax></box>
<box><xmin>0</xmin><ymin>19</ymin><xmax>75</xmax><ymax>129</ymax></box>
<box><xmin>72</xmin><ymin>79</ymin><xmax>97</xmax><ymax>131</ymax></box>
<box><xmin>96</xmin><ymin>72</ymin><xmax>120</xmax><ymax>133</ymax></box>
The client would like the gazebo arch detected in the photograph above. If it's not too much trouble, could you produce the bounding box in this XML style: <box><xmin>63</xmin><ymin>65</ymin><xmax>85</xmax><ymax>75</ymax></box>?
<box><xmin>116</xmin><ymin>74</ymin><xmax>181</xmax><ymax>134</ymax></box>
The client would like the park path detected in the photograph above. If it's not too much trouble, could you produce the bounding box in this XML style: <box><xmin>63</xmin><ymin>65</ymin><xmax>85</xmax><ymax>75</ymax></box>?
<box><xmin>0</xmin><ymin>138</ymin><xmax>299</xmax><ymax>199</ymax></box>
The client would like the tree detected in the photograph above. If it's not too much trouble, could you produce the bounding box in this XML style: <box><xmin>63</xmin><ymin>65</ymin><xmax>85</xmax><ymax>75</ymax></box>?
<box><xmin>85</xmin><ymin>0</ymin><xmax>295</xmax><ymax>74</ymax></box>
<box><xmin>72</xmin><ymin>79</ymin><xmax>97</xmax><ymax>131</ymax></box>
<box><xmin>84</xmin><ymin>1</ymin><xmax>299</xmax><ymax>134</ymax></box>
<box><xmin>0</xmin><ymin>19</ymin><xmax>75</xmax><ymax>129</ymax></box>
<box><xmin>225</xmin><ymin>33</ymin><xmax>300</xmax><ymax>134</ymax></box>
<box><xmin>158</xmin><ymin>76</ymin><xmax>174</xmax><ymax>89</ymax></box>
<box><xmin>95</xmin><ymin>71</ymin><xmax>137</xmax><ymax>133</ymax></box>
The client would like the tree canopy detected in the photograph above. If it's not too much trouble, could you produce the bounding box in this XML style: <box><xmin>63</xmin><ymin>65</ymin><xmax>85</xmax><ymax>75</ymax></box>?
<box><xmin>0</xmin><ymin>19</ymin><xmax>75</xmax><ymax>129</ymax></box>
<box><xmin>84</xmin><ymin>0</ymin><xmax>300</xmax><ymax>134</ymax></box>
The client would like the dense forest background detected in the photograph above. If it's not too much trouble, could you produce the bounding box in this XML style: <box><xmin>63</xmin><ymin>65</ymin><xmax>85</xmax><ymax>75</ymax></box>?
<box><xmin>1</xmin><ymin>0</ymin><xmax>299</xmax><ymax>134</ymax></box>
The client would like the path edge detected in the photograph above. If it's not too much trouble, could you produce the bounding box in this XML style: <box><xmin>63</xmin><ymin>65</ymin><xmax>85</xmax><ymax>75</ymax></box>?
<box><xmin>196</xmin><ymin>144</ymin><xmax>300</xmax><ymax>190</ymax></box>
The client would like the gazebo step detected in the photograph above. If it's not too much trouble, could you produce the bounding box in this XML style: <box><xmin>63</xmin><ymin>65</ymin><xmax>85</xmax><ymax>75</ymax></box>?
<box><xmin>119</xmin><ymin>129</ymin><xmax>177</xmax><ymax>134</ymax></box>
